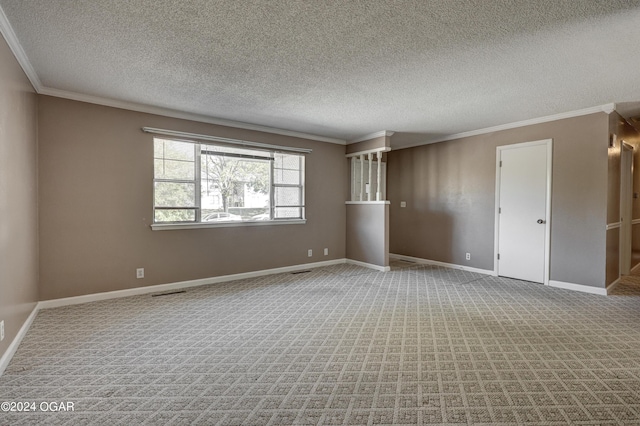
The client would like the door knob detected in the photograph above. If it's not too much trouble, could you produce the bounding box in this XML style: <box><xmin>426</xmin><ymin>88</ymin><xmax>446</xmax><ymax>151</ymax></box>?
<box><xmin>537</xmin><ymin>219</ymin><xmax>545</xmax><ymax>224</ymax></box>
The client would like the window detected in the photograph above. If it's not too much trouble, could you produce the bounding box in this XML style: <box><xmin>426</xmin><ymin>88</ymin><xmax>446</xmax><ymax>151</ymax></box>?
<box><xmin>153</xmin><ymin>137</ymin><xmax>305</xmax><ymax>226</ymax></box>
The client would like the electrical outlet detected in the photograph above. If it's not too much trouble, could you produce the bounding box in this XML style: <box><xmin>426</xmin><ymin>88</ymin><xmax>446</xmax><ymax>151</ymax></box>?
<box><xmin>136</xmin><ymin>268</ymin><xmax>144</xmax><ymax>279</ymax></box>
<box><xmin>324</xmin><ymin>248</ymin><xmax>328</xmax><ymax>256</ymax></box>
<box><xmin>0</xmin><ymin>320</ymin><xmax>4</xmax><ymax>341</ymax></box>
<box><xmin>400</xmin><ymin>201</ymin><xmax>407</xmax><ymax>208</ymax></box>
<box><xmin>308</xmin><ymin>249</ymin><xmax>313</xmax><ymax>257</ymax></box>
<box><xmin>465</xmin><ymin>253</ymin><xmax>471</xmax><ymax>261</ymax></box>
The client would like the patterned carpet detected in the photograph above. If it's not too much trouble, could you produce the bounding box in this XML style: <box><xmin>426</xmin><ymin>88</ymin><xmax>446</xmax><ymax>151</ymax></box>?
<box><xmin>2</xmin><ymin>261</ymin><xmax>640</xmax><ymax>425</ymax></box>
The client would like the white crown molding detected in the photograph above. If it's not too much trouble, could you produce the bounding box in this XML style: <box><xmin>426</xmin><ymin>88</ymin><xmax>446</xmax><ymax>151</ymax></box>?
<box><xmin>348</xmin><ymin>130</ymin><xmax>395</xmax><ymax>144</ymax></box>
<box><xmin>0</xmin><ymin>2</ymin><xmax>617</xmax><ymax>150</ymax></box>
<box><xmin>394</xmin><ymin>103</ymin><xmax>618</xmax><ymax>151</ymax></box>
<box><xmin>39</xmin><ymin>87</ymin><xmax>346</xmax><ymax>145</ymax></box>
<box><xmin>0</xmin><ymin>4</ymin><xmax>42</xmax><ymax>92</ymax></box>
<box><xmin>0</xmin><ymin>3</ymin><xmax>346</xmax><ymax>146</ymax></box>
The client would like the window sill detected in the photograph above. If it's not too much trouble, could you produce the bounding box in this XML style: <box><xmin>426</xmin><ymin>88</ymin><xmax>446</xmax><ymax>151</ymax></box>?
<box><xmin>151</xmin><ymin>219</ymin><xmax>306</xmax><ymax>231</ymax></box>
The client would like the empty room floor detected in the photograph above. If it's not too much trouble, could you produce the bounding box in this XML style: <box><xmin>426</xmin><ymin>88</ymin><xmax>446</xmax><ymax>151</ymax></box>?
<box><xmin>2</xmin><ymin>262</ymin><xmax>640</xmax><ymax>425</ymax></box>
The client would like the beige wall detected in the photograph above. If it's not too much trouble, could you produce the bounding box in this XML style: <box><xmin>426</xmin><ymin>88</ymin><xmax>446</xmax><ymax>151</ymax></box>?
<box><xmin>346</xmin><ymin>204</ymin><xmax>388</xmax><ymax>267</ymax></box>
<box><xmin>0</xmin><ymin>36</ymin><xmax>39</xmax><ymax>359</ymax></box>
<box><xmin>38</xmin><ymin>96</ymin><xmax>347</xmax><ymax>300</ymax></box>
<box><xmin>388</xmin><ymin>113</ymin><xmax>609</xmax><ymax>288</ymax></box>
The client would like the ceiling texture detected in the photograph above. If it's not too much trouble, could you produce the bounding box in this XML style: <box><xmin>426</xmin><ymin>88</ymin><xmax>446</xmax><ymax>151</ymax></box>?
<box><xmin>1</xmin><ymin>0</ymin><xmax>640</xmax><ymax>148</ymax></box>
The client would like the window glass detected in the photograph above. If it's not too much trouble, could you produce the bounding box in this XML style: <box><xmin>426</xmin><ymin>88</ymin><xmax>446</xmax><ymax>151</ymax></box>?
<box><xmin>153</xmin><ymin>138</ymin><xmax>305</xmax><ymax>224</ymax></box>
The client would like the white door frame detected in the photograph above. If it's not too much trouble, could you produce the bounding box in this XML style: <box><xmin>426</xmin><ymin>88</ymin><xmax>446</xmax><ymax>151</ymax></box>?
<box><xmin>620</xmin><ymin>142</ymin><xmax>634</xmax><ymax>276</ymax></box>
<box><xmin>494</xmin><ymin>139</ymin><xmax>553</xmax><ymax>285</ymax></box>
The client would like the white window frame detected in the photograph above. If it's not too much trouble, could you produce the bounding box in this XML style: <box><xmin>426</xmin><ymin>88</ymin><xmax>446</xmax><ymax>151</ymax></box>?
<box><xmin>151</xmin><ymin>136</ymin><xmax>307</xmax><ymax>230</ymax></box>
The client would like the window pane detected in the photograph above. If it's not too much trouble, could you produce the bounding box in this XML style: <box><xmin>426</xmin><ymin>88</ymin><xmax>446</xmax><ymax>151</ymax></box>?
<box><xmin>201</xmin><ymin>152</ymin><xmax>270</xmax><ymax>215</ymax></box>
<box><xmin>202</xmin><ymin>144</ymin><xmax>272</xmax><ymax>158</ymax></box>
<box><xmin>274</xmin><ymin>169</ymin><xmax>300</xmax><ymax>185</ymax></box>
<box><xmin>153</xmin><ymin>137</ymin><xmax>305</xmax><ymax>224</ymax></box>
<box><xmin>154</xmin><ymin>182</ymin><xmax>196</xmax><ymax>207</ymax></box>
<box><xmin>275</xmin><ymin>186</ymin><xmax>300</xmax><ymax>206</ymax></box>
<box><xmin>154</xmin><ymin>159</ymin><xmax>195</xmax><ymax>180</ymax></box>
<box><xmin>275</xmin><ymin>207</ymin><xmax>301</xmax><ymax>219</ymax></box>
<box><xmin>154</xmin><ymin>139</ymin><xmax>194</xmax><ymax>161</ymax></box>
<box><xmin>154</xmin><ymin>209</ymin><xmax>196</xmax><ymax>222</ymax></box>
<box><xmin>201</xmin><ymin>212</ymin><xmax>243</xmax><ymax>222</ymax></box>
<box><xmin>275</xmin><ymin>153</ymin><xmax>300</xmax><ymax>170</ymax></box>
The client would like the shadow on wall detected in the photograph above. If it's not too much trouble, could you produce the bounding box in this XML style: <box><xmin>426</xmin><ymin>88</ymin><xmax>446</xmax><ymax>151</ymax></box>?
<box><xmin>391</xmin><ymin>208</ymin><xmax>454</xmax><ymax>262</ymax></box>
<box><xmin>388</xmin><ymin>149</ymin><xmax>455</xmax><ymax>261</ymax></box>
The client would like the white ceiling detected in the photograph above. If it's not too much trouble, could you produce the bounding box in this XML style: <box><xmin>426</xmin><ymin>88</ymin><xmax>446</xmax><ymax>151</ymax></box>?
<box><xmin>1</xmin><ymin>0</ymin><xmax>640</xmax><ymax>148</ymax></box>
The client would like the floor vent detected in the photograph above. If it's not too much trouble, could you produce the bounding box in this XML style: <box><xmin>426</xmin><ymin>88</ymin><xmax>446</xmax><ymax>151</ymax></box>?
<box><xmin>291</xmin><ymin>270</ymin><xmax>312</xmax><ymax>275</ymax></box>
<box><xmin>152</xmin><ymin>290</ymin><xmax>187</xmax><ymax>297</ymax></box>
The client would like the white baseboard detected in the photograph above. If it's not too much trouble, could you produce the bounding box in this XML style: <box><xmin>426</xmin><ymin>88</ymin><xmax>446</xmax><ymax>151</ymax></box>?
<box><xmin>0</xmin><ymin>303</ymin><xmax>39</xmax><ymax>376</ymax></box>
<box><xmin>606</xmin><ymin>277</ymin><xmax>622</xmax><ymax>295</ymax></box>
<box><xmin>390</xmin><ymin>253</ymin><xmax>496</xmax><ymax>276</ymax></box>
<box><xmin>2</xmin><ymin>258</ymin><xmax>359</xmax><ymax>377</ymax></box>
<box><xmin>346</xmin><ymin>259</ymin><xmax>390</xmax><ymax>272</ymax></box>
<box><xmin>548</xmin><ymin>280</ymin><xmax>608</xmax><ymax>296</ymax></box>
<box><xmin>39</xmin><ymin>259</ymin><xmax>349</xmax><ymax>310</ymax></box>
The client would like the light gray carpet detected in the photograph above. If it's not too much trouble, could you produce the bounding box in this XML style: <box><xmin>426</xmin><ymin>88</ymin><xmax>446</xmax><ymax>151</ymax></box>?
<box><xmin>2</xmin><ymin>262</ymin><xmax>640</xmax><ymax>425</ymax></box>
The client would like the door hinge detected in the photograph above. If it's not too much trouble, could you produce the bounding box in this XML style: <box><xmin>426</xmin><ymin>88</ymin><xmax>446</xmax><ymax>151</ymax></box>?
<box><xmin>497</xmin><ymin>253</ymin><xmax>500</xmax><ymax>260</ymax></box>
<box><xmin>499</xmin><ymin>160</ymin><xmax>502</xmax><ymax>167</ymax></box>
<box><xmin>499</xmin><ymin>207</ymin><xmax>501</xmax><ymax>214</ymax></box>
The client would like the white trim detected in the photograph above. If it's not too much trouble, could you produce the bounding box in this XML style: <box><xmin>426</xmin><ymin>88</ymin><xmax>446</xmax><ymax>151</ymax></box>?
<box><xmin>1</xmin><ymin>2</ymin><xmax>345</xmax><ymax>147</ymax></box>
<box><xmin>632</xmin><ymin>219</ymin><xmax>640</xmax><ymax>226</ymax></box>
<box><xmin>389</xmin><ymin>253</ymin><xmax>496</xmax><ymax>276</ymax></box>
<box><xmin>631</xmin><ymin>261</ymin><xmax>640</xmax><ymax>274</ymax></box>
<box><xmin>346</xmin><ymin>259</ymin><xmax>390</xmax><ymax>272</ymax></box>
<box><xmin>38</xmin><ymin>87</ymin><xmax>346</xmax><ymax>145</ymax></box>
<box><xmin>394</xmin><ymin>104</ymin><xmax>616</xmax><ymax>151</ymax></box>
<box><xmin>606</xmin><ymin>277</ymin><xmax>622</xmax><ymax>294</ymax></box>
<box><xmin>38</xmin><ymin>259</ymin><xmax>349</xmax><ymax>310</ymax></box>
<box><xmin>0</xmin><ymin>5</ymin><xmax>42</xmax><ymax>91</ymax></box>
<box><xmin>607</xmin><ymin>222</ymin><xmax>621</xmax><ymax>230</ymax></box>
<box><xmin>142</xmin><ymin>127</ymin><xmax>313</xmax><ymax>154</ymax></box>
<box><xmin>0</xmin><ymin>0</ymin><xmax>614</xmax><ymax>152</ymax></box>
<box><xmin>345</xmin><ymin>201</ymin><xmax>390</xmax><ymax>205</ymax></box>
<box><xmin>495</xmin><ymin>139</ymin><xmax>553</xmax><ymax>286</ymax></box>
<box><xmin>0</xmin><ymin>303</ymin><xmax>39</xmax><ymax>376</ymax></box>
<box><xmin>548</xmin><ymin>280</ymin><xmax>608</xmax><ymax>296</ymax></box>
<box><xmin>151</xmin><ymin>219</ymin><xmax>306</xmax><ymax>231</ymax></box>
<box><xmin>2</xmin><ymin>258</ymin><xmax>396</xmax><ymax>375</ymax></box>
<box><xmin>348</xmin><ymin>131</ymin><xmax>395</xmax><ymax>144</ymax></box>
<box><xmin>345</xmin><ymin>147</ymin><xmax>391</xmax><ymax>158</ymax></box>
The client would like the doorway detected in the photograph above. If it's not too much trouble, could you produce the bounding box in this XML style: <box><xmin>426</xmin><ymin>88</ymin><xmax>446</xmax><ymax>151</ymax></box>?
<box><xmin>495</xmin><ymin>140</ymin><xmax>552</xmax><ymax>284</ymax></box>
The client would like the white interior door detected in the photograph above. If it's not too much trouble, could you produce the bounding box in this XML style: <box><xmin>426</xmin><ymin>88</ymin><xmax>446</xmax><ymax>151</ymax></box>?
<box><xmin>620</xmin><ymin>143</ymin><xmax>633</xmax><ymax>275</ymax></box>
<box><xmin>497</xmin><ymin>141</ymin><xmax>551</xmax><ymax>283</ymax></box>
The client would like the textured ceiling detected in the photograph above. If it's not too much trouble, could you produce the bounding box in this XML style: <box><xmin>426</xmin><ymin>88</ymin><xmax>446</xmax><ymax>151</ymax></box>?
<box><xmin>2</xmin><ymin>0</ymin><xmax>640</xmax><ymax>147</ymax></box>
